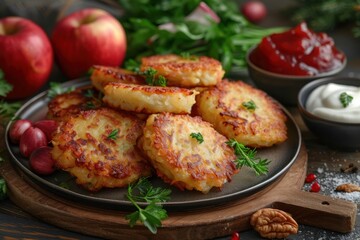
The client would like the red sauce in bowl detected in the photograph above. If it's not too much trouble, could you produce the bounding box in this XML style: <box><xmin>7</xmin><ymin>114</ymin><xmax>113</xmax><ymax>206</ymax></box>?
<box><xmin>249</xmin><ymin>22</ymin><xmax>346</xmax><ymax>76</ymax></box>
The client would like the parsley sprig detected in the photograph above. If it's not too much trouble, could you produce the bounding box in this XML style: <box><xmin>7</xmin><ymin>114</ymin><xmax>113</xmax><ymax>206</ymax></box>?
<box><xmin>107</xmin><ymin>129</ymin><xmax>119</xmax><ymax>140</ymax></box>
<box><xmin>226</xmin><ymin>139</ymin><xmax>270</xmax><ymax>175</ymax></box>
<box><xmin>125</xmin><ymin>177</ymin><xmax>171</xmax><ymax>234</ymax></box>
<box><xmin>190</xmin><ymin>132</ymin><xmax>204</xmax><ymax>144</ymax></box>
<box><xmin>142</xmin><ymin>68</ymin><xmax>167</xmax><ymax>86</ymax></box>
<box><xmin>339</xmin><ymin>92</ymin><xmax>353</xmax><ymax>108</ymax></box>
<box><xmin>242</xmin><ymin>100</ymin><xmax>257</xmax><ymax>111</ymax></box>
<box><xmin>0</xmin><ymin>70</ymin><xmax>12</xmax><ymax>97</ymax></box>
<box><xmin>0</xmin><ymin>100</ymin><xmax>21</xmax><ymax>122</ymax></box>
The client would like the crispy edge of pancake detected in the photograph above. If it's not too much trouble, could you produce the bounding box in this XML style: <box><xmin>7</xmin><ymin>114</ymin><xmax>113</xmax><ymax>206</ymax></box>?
<box><xmin>90</xmin><ymin>65</ymin><xmax>145</xmax><ymax>92</ymax></box>
<box><xmin>103</xmin><ymin>82</ymin><xmax>199</xmax><ymax>114</ymax></box>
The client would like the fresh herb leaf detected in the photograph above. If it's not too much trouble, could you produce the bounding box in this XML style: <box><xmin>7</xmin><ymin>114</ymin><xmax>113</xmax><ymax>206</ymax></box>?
<box><xmin>226</xmin><ymin>139</ymin><xmax>270</xmax><ymax>175</ymax></box>
<box><xmin>339</xmin><ymin>92</ymin><xmax>353</xmax><ymax>108</ymax></box>
<box><xmin>190</xmin><ymin>132</ymin><xmax>204</xmax><ymax>144</ymax></box>
<box><xmin>0</xmin><ymin>69</ymin><xmax>12</xmax><ymax>97</ymax></box>
<box><xmin>107</xmin><ymin>129</ymin><xmax>119</xmax><ymax>140</ymax></box>
<box><xmin>82</xmin><ymin>89</ymin><xmax>103</xmax><ymax>109</ymax></box>
<box><xmin>156</xmin><ymin>75</ymin><xmax>167</xmax><ymax>87</ymax></box>
<box><xmin>0</xmin><ymin>100</ymin><xmax>21</xmax><ymax>121</ymax></box>
<box><xmin>124</xmin><ymin>59</ymin><xmax>141</xmax><ymax>73</ymax></box>
<box><xmin>59</xmin><ymin>181</ymin><xmax>71</xmax><ymax>190</ymax></box>
<box><xmin>85</xmin><ymin>101</ymin><xmax>96</xmax><ymax>109</ymax></box>
<box><xmin>125</xmin><ymin>177</ymin><xmax>171</xmax><ymax>234</ymax></box>
<box><xmin>83</xmin><ymin>89</ymin><xmax>95</xmax><ymax>98</ymax></box>
<box><xmin>180</xmin><ymin>52</ymin><xmax>198</xmax><ymax>60</ymax></box>
<box><xmin>119</xmin><ymin>0</ymin><xmax>285</xmax><ymax>72</ymax></box>
<box><xmin>47</xmin><ymin>82</ymin><xmax>75</xmax><ymax>98</ymax></box>
<box><xmin>242</xmin><ymin>100</ymin><xmax>257</xmax><ymax>111</ymax></box>
<box><xmin>0</xmin><ymin>178</ymin><xmax>7</xmax><ymax>200</ymax></box>
<box><xmin>142</xmin><ymin>68</ymin><xmax>167</xmax><ymax>86</ymax></box>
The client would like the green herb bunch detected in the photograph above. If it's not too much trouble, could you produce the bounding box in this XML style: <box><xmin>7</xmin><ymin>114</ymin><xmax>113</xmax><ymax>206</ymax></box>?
<box><xmin>126</xmin><ymin>177</ymin><xmax>171</xmax><ymax>234</ymax></box>
<box><xmin>118</xmin><ymin>0</ymin><xmax>284</xmax><ymax>72</ymax></box>
<box><xmin>285</xmin><ymin>0</ymin><xmax>360</xmax><ymax>37</ymax></box>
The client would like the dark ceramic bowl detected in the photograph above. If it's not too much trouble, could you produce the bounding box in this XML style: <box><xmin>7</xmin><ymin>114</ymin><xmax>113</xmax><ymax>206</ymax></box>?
<box><xmin>298</xmin><ymin>77</ymin><xmax>360</xmax><ymax>151</ymax></box>
<box><xmin>246</xmin><ymin>46</ymin><xmax>347</xmax><ymax>106</ymax></box>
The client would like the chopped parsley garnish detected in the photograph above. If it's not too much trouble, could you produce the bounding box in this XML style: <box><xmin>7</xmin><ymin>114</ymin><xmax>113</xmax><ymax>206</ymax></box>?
<box><xmin>242</xmin><ymin>100</ymin><xmax>257</xmax><ymax>111</ymax></box>
<box><xmin>142</xmin><ymin>68</ymin><xmax>167</xmax><ymax>87</ymax></box>
<box><xmin>190</xmin><ymin>132</ymin><xmax>204</xmax><ymax>144</ymax></box>
<box><xmin>107</xmin><ymin>129</ymin><xmax>119</xmax><ymax>140</ymax></box>
<box><xmin>125</xmin><ymin>177</ymin><xmax>171</xmax><ymax>234</ymax></box>
<box><xmin>339</xmin><ymin>92</ymin><xmax>353</xmax><ymax>108</ymax></box>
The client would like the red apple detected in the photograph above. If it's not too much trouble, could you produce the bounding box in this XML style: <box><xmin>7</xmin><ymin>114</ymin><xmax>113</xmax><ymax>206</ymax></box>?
<box><xmin>0</xmin><ymin>17</ymin><xmax>53</xmax><ymax>100</ymax></box>
<box><xmin>51</xmin><ymin>8</ymin><xmax>127</xmax><ymax>79</ymax></box>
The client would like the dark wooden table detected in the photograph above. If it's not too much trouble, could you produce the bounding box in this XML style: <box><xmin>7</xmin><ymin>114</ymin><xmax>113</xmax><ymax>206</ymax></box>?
<box><xmin>1</xmin><ymin>1</ymin><xmax>360</xmax><ymax>239</ymax></box>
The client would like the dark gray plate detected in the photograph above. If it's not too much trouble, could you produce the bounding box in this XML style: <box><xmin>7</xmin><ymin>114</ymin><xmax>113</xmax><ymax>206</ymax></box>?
<box><xmin>5</xmin><ymin>78</ymin><xmax>301</xmax><ymax>210</ymax></box>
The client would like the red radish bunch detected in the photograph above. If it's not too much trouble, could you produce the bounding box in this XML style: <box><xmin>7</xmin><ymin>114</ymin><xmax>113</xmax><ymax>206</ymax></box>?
<box><xmin>241</xmin><ymin>1</ymin><xmax>267</xmax><ymax>23</ymax></box>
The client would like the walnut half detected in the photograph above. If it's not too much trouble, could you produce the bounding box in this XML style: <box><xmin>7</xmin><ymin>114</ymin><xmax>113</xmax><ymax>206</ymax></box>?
<box><xmin>250</xmin><ymin>208</ymin><xmax>298</xmax><ymax>239</ymax></box>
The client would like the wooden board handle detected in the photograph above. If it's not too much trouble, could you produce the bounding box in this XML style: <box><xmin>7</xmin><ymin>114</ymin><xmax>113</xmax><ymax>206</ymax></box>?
<box><xmin>274</xmin><ymin>189</ymin><xmax>357</xmax><ymax>233</ymax></box>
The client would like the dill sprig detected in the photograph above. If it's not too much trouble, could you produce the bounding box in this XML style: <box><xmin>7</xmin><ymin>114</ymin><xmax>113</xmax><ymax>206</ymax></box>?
<box><xmin>226</xmin><ymin>139</ymin><xmax>270</xmax><ymax>175</ymax></box>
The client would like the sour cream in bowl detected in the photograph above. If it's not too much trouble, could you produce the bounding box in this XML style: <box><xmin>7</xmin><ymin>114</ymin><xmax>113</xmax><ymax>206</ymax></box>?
<box><xmin>298</xmin><ymin>77</ymin><xmax>360</xmax><ymax>151</ymax></box>
<box><xmin>306</xmin><ymin>83</ymin><xmax>360</xmax><ymax>123</ymax></box>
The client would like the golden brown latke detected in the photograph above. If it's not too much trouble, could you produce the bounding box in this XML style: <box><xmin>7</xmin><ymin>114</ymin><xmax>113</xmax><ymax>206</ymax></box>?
<box><xmin>47</xmin><ymin>87</ymin><xmax>102</xmax><ymax>121</ymax></box>
<box><xmin>51</xmin><ymin>108</ymin><xmax>151</xmax><ymax>191</ymax></box>
<box><xmin>194</xmin><ymin>80</ymin><xmax>287</xmax><ymax>147</ymax></box>
<box><xmin>138</xmin><ymin>113</ymin><xmax>238</xmax><ymax>193</ymax></box>
<box><xmin>90</xmin><ymin>65</ymin><xmax>145</xmax><ymax>92</ymax></box>
<box><xmin>140</xmin><ymin>54</ymin><xmax>225</xmax><ymax>87</ymax></box>
<box><xmin>103</xmin><ymin>82</ymin><xmax>199</xmax><ymax>114</ymax></box>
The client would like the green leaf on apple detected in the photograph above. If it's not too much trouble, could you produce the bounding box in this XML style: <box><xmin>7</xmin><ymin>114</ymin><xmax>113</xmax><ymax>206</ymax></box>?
<box><xmin>0</xmin><ymin>69</ymin><xmax>13</xmax><ymax>97</ymax></box>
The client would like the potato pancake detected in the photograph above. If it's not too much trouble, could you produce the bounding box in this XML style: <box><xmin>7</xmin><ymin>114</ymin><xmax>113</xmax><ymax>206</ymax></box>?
<box><xmin>140</xmin><ymin>54</ymin><xmax>224</xmax><ymax>87</ymax></box>
<box><xmin>195</xmin><ymin>80</ymin><xmax>287</xmax><ymax>147</ymax></box>
<box><xmin>51</xmin><ymin>108</ymin><xmax>151</xmax><ymax>191</ymax></box>
<box><xmin>47</xmin><ymin>87</ymin><xmax>102</xmax><ymax>121</ymax></box>
<box><xmin>138</xmin><ymin>113</ymin><xmax>238</xmax><ymax>193</ymax></box>
<box><xmin>103</xmin><ymin>82</ymin><xmax>199</xmax><ymax>114</ymax></box>
<box><xmin>90</xmin><ymin>65</ymin><xmax>145</xmax><ymax>92</ymax></box>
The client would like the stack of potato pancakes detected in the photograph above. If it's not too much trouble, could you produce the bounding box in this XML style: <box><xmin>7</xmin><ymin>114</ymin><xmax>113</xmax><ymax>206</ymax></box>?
<box><xmin>49</xmin><ymin>54</ymin><xmax>287</xmax><ymax>193</ymax></box>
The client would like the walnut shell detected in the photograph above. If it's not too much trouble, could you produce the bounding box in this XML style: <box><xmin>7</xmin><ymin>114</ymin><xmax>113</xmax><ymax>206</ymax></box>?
<box><xmin>250</xmin><ymin>208</ymin><xmax>298</xmax><ymax>239</ymax></box>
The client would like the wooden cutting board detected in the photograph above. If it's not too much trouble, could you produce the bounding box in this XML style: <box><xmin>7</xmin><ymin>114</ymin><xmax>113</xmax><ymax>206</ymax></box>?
<box><xmin>0</xmin><ymin>143</ymin><xmax>357</xmax><ymax>240</ymax></box>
